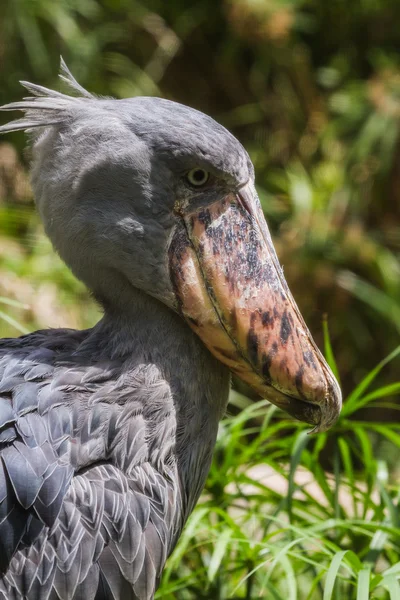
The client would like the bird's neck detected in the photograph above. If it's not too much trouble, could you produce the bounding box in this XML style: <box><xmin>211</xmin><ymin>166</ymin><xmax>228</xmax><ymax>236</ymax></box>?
<box><xmin>83</xmin><ymin>287</ymin><xmax>230</xmax><ymax>515</ymax></box>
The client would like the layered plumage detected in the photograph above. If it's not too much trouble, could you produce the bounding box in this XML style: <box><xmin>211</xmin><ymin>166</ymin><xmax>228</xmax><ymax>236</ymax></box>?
<box><xmin>0</xmin><ymin>329</ymin><xmax>178</xmax><ymax>599</ymax></box>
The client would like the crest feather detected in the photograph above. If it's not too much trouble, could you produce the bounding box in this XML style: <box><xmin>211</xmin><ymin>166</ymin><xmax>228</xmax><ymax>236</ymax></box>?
<box><xmin>0</xmin><ymin>57</ymin><xmax>93</xmax><ymax>136</ymax></box>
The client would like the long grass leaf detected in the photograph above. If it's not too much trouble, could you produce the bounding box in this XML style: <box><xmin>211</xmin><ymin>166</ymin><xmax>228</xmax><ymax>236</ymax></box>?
<box><xmin>342</xmin><ymin>344</ymin><xmax>400</xmax><ymax>415</ymax></box>
<box><xmin>164</xmin><ymin>507</ymin><xmax>209</xmax><ymax>575</ymax></box>
<box><xmin>0</xmin><ymin>297</ymin><xmax>29</xmax><ymax>309</ymax></box>
<box><xmin>0</xmin><ymin>309</ymin><xmax>29</xmax><ymax>335</ymax></box>
<box><xmin>356</xmin><ymin>568</ymin><xmax>370</xmax><ymax>600</ymax></box>
<box><xmin>207</xmin><ymin>529</ymin><xmax>232</xmax><ymax>582</ymax></box>
<box><xmin>323</xmin><ymin>316</ymin><xmax>341</xmax><ymax>385</ymax></box>
<box><xmin>280</xmin><ymin>555</ymin><xmax>297</xmax><ymax>600</ymax></box>
<box><xmin>383</xmin><ymin>575</ymin><xmax>400</xmax><ymax>600</ymax></box>
<box><xmin>338</xmin><ymin>271</ymin><xmax>400</xmax><ymax>334</ymax></box>
<box><xmin>287</xmin><ymin>430</ymin><xmax>310</xmax><ymax>521</ymax></box>
<box><xmin>348</xmin><ymin>382</ymin><xmax>400</xmax><ymax>413</ymax></box>
<box><xmin>323</xmin><ymin>550</ymin><xmax>348</xmax><ymax>600</ymax></box>
<box><xmin>365</xmin><ymin>529</ymin><xmax>389</xmax><ymax>566</ymax></box>
<box><xmin>382</xmin><ymin>562</ymin><xmax>400</xmax><ymax>577</ymax></box>
<box><xmin>338</xmin><ymin>437</ymin><xmax>356</xmax><ymax>516</ymax></box>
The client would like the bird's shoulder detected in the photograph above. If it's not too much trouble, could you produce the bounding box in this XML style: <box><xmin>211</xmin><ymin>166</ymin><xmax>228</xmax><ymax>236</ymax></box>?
<box><xmin>0</xmin><ymin>328</ymin><xmax>180</xmax><ymax>589</ymax></box>
<box><xmin>0</xmin><ymin>327</ymin><xmax>177</xmax><ymax>471</ymax></box>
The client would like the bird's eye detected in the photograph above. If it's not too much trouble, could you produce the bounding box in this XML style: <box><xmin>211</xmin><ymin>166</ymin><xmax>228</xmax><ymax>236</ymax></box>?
<box><xmin>186</xmin><ymin>168</ymin><xmax>210</xmax><ymax>187</ymax></box>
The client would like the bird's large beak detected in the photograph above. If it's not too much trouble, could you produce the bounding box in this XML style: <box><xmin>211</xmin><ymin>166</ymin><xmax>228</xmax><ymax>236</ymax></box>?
<box><xmin>169</xmin><ymin>182</ymin><xmax>341</xmax><ymax>432</ymax></box>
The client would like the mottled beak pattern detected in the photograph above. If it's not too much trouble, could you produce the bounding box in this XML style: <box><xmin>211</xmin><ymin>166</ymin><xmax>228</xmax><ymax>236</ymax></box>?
<box><xmin>170</xmin><ymin>182</ymin><xmax>341</xmax><ymax>432</ymax></box>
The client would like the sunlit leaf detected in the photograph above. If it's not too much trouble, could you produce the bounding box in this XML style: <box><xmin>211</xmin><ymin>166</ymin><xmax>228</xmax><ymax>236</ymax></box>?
<box><xmin>323</xmin><ymin>550</ymin><xmax>349</xmax><ymax>600</ymax></box>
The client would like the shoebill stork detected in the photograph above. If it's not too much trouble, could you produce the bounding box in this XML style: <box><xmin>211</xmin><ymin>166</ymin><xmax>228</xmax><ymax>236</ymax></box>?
<box><xmin>0</xmin><ymin>62</ymin><xmax>341</xmax><ymax>600</ymax></box>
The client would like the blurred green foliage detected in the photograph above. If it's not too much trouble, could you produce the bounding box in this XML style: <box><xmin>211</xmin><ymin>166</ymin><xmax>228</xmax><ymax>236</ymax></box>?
<box><xmin>1</xmin><ymin>0</ymin><xmax>400</xmax><ymax>597</ymax></box>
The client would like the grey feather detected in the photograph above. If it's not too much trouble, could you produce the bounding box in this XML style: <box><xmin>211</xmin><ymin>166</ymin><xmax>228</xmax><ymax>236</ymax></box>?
<box><xmin>0</xmin><ymin>317</ymin><xmax>229</xmax><ymax>599</ymax></box>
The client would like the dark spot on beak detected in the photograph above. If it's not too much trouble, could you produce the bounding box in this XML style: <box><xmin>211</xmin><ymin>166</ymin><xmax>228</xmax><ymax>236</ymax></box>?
<box><xmin>295</xmin><ymin>366</ymin><xmax>306</xmax><ymax>399</ymax></box>
<box><xmin>279</xmin><ymin>358</ymin><xmax>288</xmax><ymax>374</ymax></box>
<box><xmin>206</xmin><ymin>221</ymin><xmax>224</xmax><ymax>256</ymax></box>
<box><xmin>169</xmin><ymin>227</ymin><xmax>192</xmax><ymax>313</ymax></box>
<box><xmin>169</xmin><ymin>227</ymin><xmax>190</xmax><ymax>285</ymax></box>
<box><xmin>247</xmin><ymin>329</ymin><xmax>259</xmax><ymax>365</ymax></box>
<box><xmin>280</xmin><ymin>310</ymin><xmax>292</xmax><ymax>345</ymax></box>
<box><xmin>261</xmin><ymin>311</ymin><xmax>274</xmax><ymax>327</ymax></box>
<box><xmin>303</xmin><ymin>350</ymin><xmax>317</xmax><ymax>371</ymax></box>
<box><xmin>261</xmin><ymin>352</ymin><xmax>272</xmax><ymax>381</ymax></box>
<box><xmin>198</xmin><ymin>209</ymin><xmax>212</xmax><ymax>230</ymax></box>
<box><xmin>262</xmin><ymin>342</ymin><xmax>278</xmax><ymax>380</ymax></box>
<box><xmin>169</xmin><ymin>227</ymin><xmax>190</xmax><ymax>262</ymax></box>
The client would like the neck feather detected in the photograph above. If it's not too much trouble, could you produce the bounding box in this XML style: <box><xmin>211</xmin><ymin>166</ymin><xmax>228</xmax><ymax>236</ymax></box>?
<box><xmin>81</xmin><ymin>287</ymin><xmax>230</xmax><ymax>513</ymax></box>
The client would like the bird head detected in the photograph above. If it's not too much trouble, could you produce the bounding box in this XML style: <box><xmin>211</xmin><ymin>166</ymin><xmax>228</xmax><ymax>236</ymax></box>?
<box><xmin>0</xmin><ymin>63</ymin><xmax>341</xmax><ymax>432</ymax></box>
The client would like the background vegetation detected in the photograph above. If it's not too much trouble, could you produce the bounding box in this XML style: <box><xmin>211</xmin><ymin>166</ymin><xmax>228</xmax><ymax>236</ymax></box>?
<box><xmin>1</xmin><ymin>0</ymin><xmax>400</xmax><ymax>597</ymax></box>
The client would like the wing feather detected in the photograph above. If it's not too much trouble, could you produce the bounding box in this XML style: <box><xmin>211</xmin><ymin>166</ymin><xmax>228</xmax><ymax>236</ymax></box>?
<box><xmin>0</xmin><ymin>329</ymin><xmax>181</xmax><ymax>599</ymax></box>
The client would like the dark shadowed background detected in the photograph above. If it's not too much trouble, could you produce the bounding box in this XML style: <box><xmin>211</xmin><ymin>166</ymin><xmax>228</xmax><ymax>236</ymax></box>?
<box><xmin>1</xmin><ymin>1</ymin><xmax>400</xmax><ymax>598</ymax></box>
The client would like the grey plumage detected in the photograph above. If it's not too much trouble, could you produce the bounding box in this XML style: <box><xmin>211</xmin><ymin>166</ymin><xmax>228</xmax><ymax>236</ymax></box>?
<box><xmin>0</xmin><ymin>311</ymin><xmax>229</xmax><ymax>600</ymax></box>
<box><xmin>0</xmin><ymin>60</ymin><xmax>341</xmax><ymax>599</ymax></box>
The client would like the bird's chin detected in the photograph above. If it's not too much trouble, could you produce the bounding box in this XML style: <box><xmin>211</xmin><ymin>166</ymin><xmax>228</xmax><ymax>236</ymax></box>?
<box><xmin>169</xmin><ymin>183</ymin><xmax>341</xmax><ymax>433</ymax></box>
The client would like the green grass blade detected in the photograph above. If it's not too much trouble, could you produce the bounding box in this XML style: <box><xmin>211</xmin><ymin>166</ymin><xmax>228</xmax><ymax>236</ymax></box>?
<box><xmin>0</xmin><ymin>309</ymin><xmax>29</xmax><ymax>335</ymax></box>
<box><xmin>338</xmin><ymin>271</ymin><xmax>400</xmax><ymax>334</ymax></box>
<box><xmin>338</xmin><ymin>437</ymin><xmax>356</xmax><ymax>516</ymax></box>
<box><xmin>347</xmin><ymin>382</ymin><xmax>400</xmax><ymax>413</ymax></box>
<box><xmin>287</xmin><ymin>430</ymin><xmax>310</xmax><ymax>521</ymax></box>
<box><xmin>323</xmin><ymin>316</ymin><xmax>341</xmax><ymax>385</ymax></box>
<box><xmin>323</xmin><ymin>550</ymin><xmax>348</xmax><ymax>600</ymax></box>
<box><xmin>0</xmin><ymin>297</ymin><xmax>29</xmax><ymax>309</ymax></box>
<box><xmin>342</xmin><ymin>344</ymin><xmax>400</xmax><ymax>416</ymax></box>
<box><xmin>280</xmin><ymin>555</ymin><xmax>297</xmax><ymax>600</ymax></box>
<box><xmin>163</xmin><ymin>507</ymin><xmax>209</xmax><ymax>576</ymax></box>
<box><xmin>365</xmin><ymin>528</ymin><xmax>389</xmax><ymax>566</ymax></box>
<box><xmin>356</xmin><ymin>568</ymin><xmax>370</xmax><ymax>600</ymax></box>
<box><xmin>305</xmin><ymin>570</ymin><xmax>325</xmax><ymax>600</ymax></box>
<box><xmin>382</xmin><ymin>562</ymin><xmax>400</xmax><ymax>578</ymax></box>
<box><xmin>207</xmin><ymin>528</ymin><xmax>232</xmax><ymax>582</ymax></box>
<box><xmin>383</xmin><ymin>575</ymin><xmax>400</xmax><ymax>600</ymax></box>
